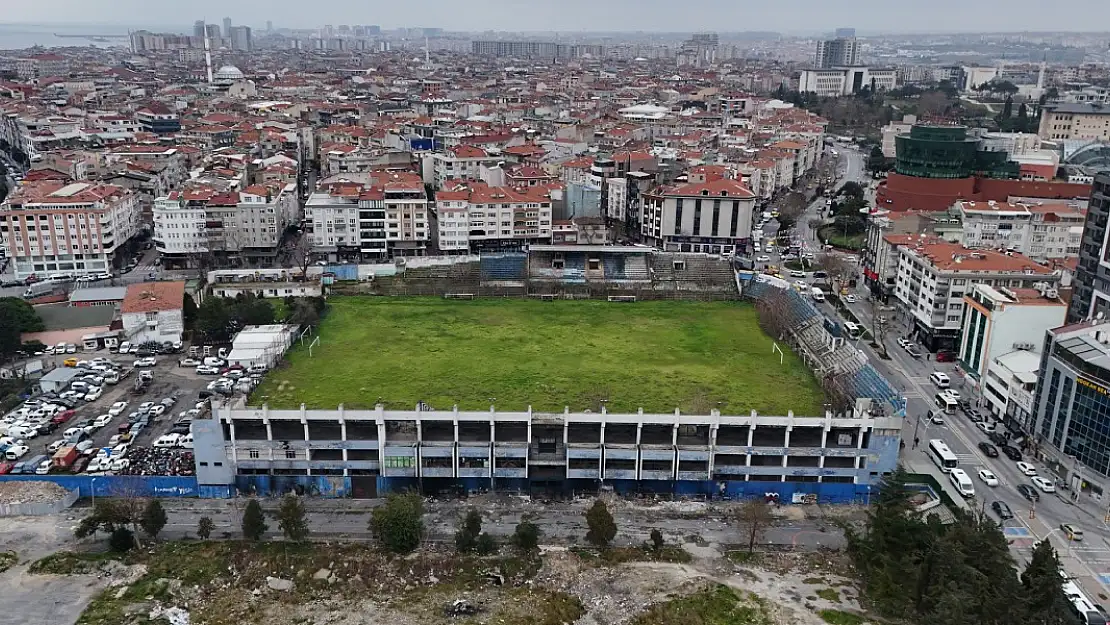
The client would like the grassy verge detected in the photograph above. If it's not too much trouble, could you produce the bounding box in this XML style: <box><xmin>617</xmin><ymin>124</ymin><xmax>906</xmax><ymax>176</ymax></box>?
<box><xmin>817</xmin><ymin>225</ymin><xmax>864</xmax><ymax>251</ymax></box>
<box><xmin>571</xmin><ymin>545</ymin><xmax>692</xmax><ymax>566</ymax></box>
<box><xmin>253</xmin><ymin>297</ymin><xmax>825</xmax><ymax>415</ymax></box>
<box><xmin>29</xmin><ymin>551</ymin><xmax>124</xmax><ymax>575</ymax></box>
<box><xmin>816</xmin><ymin>587</ymin><xmax>841</xmax><ymax>602</ymax></box>
<box><xmin>725</xmin><ymin>550</ymin><xmax>763</xmax><ymax>565</ymax></box>
<box><xmin>72</xmin><ymin>541</ymin><xmax>549</xmax><ymax>625</ymax></box>
<box><xmin>0</xmin><ymin>550</ymin><xmax>16</xmax><ymax>573</ymax></box>
<box><xmin>631</xmin><ymin>584</ymin><xmax>774</xmax><ymax>625</ymax></box>
<box><xmin>819</xmin><ymin>609</ymin><xmax>866</xmax><ymax>625</ymax></box>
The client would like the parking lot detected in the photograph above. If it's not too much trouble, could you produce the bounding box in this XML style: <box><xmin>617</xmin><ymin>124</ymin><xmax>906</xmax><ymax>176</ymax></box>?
<box><xmin>2</xmin><ymin>344</ymin><xmax>231</xmax><ymax>477</ymax></box>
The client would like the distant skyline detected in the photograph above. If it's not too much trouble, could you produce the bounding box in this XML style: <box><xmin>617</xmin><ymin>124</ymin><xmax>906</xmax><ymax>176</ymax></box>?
<box><xmin>3</xmin><ymin>0</ymin><xmax>1110</xmax><ymax>35</ymax></box>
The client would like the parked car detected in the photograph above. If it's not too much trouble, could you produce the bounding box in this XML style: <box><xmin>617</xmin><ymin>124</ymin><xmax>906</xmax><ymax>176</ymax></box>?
<box><xmin>179</xmin><ymin>358</ymin><xmax>200</xmax><ymax>367</ymax></box>
<box><xmin>978</xmin><ymin>469</ymin><xmax>999</xmax><ymax>487</ymax></box>
<box><xmin>1031</xmin><ymin>476</ymin><xmax>1055</xmax><ymax>493</ymax></box>
<box><xmin>133</xmin><ymin>357</ymin><xmax>158</xmax><ymax>368</ymax></box>
<box><xmin>1001</xmin><ymin>445</ymin><xmax>1022</xmax><ymax>461</ymax></box>
<box><xmin>108</xmin><ymin>401</ymin><xmax>128</xmax><ymax>416</ymax></box>
<box><xmin>1016</xmin><ymin>461</ymin><xmax>1038</xmax><ymax>476</ymax></box>
<box><xmin>196</xmin><ymin>365</ymin><xmax>220</xmax><ymax>375</ymax></box>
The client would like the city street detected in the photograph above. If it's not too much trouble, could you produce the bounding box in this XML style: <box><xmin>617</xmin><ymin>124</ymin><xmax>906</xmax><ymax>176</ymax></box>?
<box><xmin>779</xmin><ymin>146</ymin><xmax>1110</xmax><ymax>599</ymax></box>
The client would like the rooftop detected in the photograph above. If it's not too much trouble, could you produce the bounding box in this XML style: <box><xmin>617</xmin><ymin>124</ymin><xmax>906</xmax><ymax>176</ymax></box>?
<box><xmin>121</xmin><ymin>281</ymin><xmax>185</xmax><ymax>314</ymax></box>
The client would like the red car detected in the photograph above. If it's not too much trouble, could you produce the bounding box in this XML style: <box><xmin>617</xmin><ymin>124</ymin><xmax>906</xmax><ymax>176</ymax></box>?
<box><xmin>51</xmin><ymin>410</ymin><xmax>75</xmax><ymax>424</ymax></box>
<box><xmin>936</xmin><ymin>351</ymin><xmax>956</xmax><ymax>363</ymax></box>
<box><xmin>0</xmin><ymin>462</ymin><xmax>13</xmax><ymax>475</ymax></box>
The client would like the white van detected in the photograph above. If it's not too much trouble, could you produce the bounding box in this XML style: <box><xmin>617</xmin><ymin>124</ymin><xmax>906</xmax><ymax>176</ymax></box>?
<box><xmin>949</xmin><ymin>468</ymin><xmax>975</xmax><ymax>498</ymax></box>
<box><xmin>810</xmin><ymin>287</ymin><xmax>825</xmax><ymax>302</ymax></box>
<box><xmin>929</xmin><ymin>372</ymin><xmax>950</xmax><ymax>388</ymax></box>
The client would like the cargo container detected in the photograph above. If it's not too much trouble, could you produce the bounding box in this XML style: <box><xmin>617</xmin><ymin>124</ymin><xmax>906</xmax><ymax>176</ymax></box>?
<box><xmin>51</xmin><ymin>445</ymin><xmax>78</xmax><ymax>469</ymax></box>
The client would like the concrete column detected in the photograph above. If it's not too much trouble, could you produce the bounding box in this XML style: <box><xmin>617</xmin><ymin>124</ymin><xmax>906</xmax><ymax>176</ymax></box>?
<box><xmin>782</xmin><ymin>426</ymin><xmax>791</xmax><ymax>468</ymax></box>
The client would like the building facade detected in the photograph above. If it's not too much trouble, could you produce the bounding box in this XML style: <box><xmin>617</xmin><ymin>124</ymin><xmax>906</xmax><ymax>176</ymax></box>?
<box><xmin>640</xmin><ymin>178</ymin><xmax>755</xmax><ymax>255</ymax></box>
<box><xmin>814</xmin><ymin>37</ymin><xmax>860</xmax><ymax>69</ymax></box>
<box><xmin>120</xmin><ymin>281</ymin><xmax>185</xmax><ymax>344</ymax></box>
<box><xmin>1033</xmin><ymin>322</ymin><xmax>1110</xmax><ymax>492</ymax></box>
<box><xmin>1068</xmin><ymin>173</ymin><xmax>1110</xmax><ymax>323</ymax></box>
<box><xmin>0</xmin><ymin>181</ymin><xmax>141</xmax><ymax>279</ymax></box>
<box><xmin>434</xmin><ymin>184</ymin><xmax>554</xmax><ymax>252</ymax></box>
<box><xmin>891</xmin><ymin>239</ymin><xmax>1058</xmax><ymax>351</ymax></box>
<box><xmin>1038</xmin><ymin>103</ymin><xmax>1110</xmax><ymax>141</ymax></box>
<box><xmin>193</xmin><ymin>402</ymin><xmax>902</xmax><ymax>502</ymax></box>
<box><xmin>956</xmin><ymin>283</ymin><xmax>1066</xmax><ymax>381</ymax></box>
<box><xmin>956</xmin><ymin>200</ymin><xmax>1085</xmax><ymax>261</ymax></box>
<box><xmin>798</xmin><ymin>68</ymin><xmax>897</xmax><ymax>98</ymax></box>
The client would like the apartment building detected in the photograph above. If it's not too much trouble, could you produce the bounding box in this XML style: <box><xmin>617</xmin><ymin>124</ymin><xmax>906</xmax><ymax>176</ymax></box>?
<box><xmin>305</xmin><ymin>173</ymin><xmax>430</xmax><ymax>261</ymax></box>
<box><xmin>640</xmin><ymin>178</ymin><xmax>756</xmax><ymax>255</ymax></box>
<box><xmin>1068</xmin><ymin>173</ymin><xmax>1110</xmax><ymax>323</ymax></box>
<box><xmin>193</xmin><ymin>401</ymin><xmax>902</xmax><ymax>502</ymax></box>
<box><xmin>956</xmin><ymin>200</ymin><xmax>1085</xmax><ymax>261</ymax></box>
<box><xmin>982</xmin><ymin>349</ymin><xmax>1040</xmax><ymax>433</ymax></box>
<box><xmin>434</xmin><ymin>184</ymin><xmax>554</xmax><ymax>252</ymax></box>
<box><xmin>431</xmin><ymin>145</ymin><xmax>499</xmax><ymax>187</ymax></box>
<box><xmin>0</xmin><ymin>181</ymin><xmax>140</xmax><ymax>279</ymax></box>
<box><xmin>1038</xmin><ymin>102</ymin><xmax>1110</xmax><ymax>141</ymax></box>
<box><xmin>121</xmin><ymin>281</ymin><xmax>185</xmax><ymax>344</ymax></box>
<box><xmin>134</xmin><ymin>103</ymin><xmax>181</xmax><ymax>134</ymax></box>
<box><xmin>102</xmin><ymin>146</ymin><xmax>188</xmax><ymax>189</ymax></box>
<box><xmin>0</xmin><ymin>110</ymin><xmax>82</xmax><ymax>162</ymax></box>
<box><xmin>891</xmin><ymin>239</ymin><xmax>1058</xmax><ymax>351</ymax></box>
<box><xmin>956</xmin><ymin>283</ymin><xmax>1066</xmax><ymax>381</ymax></box>
<box><xmin>153</xmin><ymin>182</ymin><xmax>298</xmax><ymax>267</ymax></box>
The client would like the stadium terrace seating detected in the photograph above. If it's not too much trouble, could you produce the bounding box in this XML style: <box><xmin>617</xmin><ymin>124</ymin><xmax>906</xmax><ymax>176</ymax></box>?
<box><xmin>624</xmin><ymin>256</ymin><xmax>650</xmax><ymax>281</ymax></box>
<box><xmin>603</xmin><ymin>256</ymin><xmax>627</xmax><ymax>280</ymax></box>
<box><xmin>480</xmin><ymin>254</ymin><xmax>527</xmax><ymax>281</ymax></box>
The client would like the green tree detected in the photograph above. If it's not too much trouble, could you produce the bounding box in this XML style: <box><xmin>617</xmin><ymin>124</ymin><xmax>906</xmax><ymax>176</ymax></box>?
<box><xmin>182</xmin><ymin>293</ymin><xmax>199</xmax><ymax>328</ymax></box>
<box><xmin>474</xmin><ymin>532</ymin><xmax>498</xmax><ymax>555</ymax></box>
<box><xmin>74</xmin><ymin>499</ymin><xmax>133</xmax><ymax>538</ymax></box>
<box><xmin>0</xmin><ymin>297</ymin><xmax>45</xmax><ymax>360</ymax></box>
<box><xmin>241</xmin><ymin>498</ymin><xmax>268</xmax><ymax>541</ymax></box>
<box><xmin>109</xmin><ymin>527</ymin><xmax>136</xmax><ymax>552</ymax></box>
<box><xmin>1000</xmin><ymin>95</ymin><xmax>1014</xmax><ymax>120</ymax></box>
<box><xmin>1023</xmin><ymin>540</ymin><xmax>1080</xmax><ymax>624</ymax></box>
<box><xmin>276</xmin><ymin>493</ymin><xmax>310</xmax><ymax>542</ymax></box>
<box><xmin>584</xmin><ymin>499</ymin><xmax>617</xmax><ymax>548</ymax></box>
<box><xmin>839</xmin><ymin>181</ymin><xmax>866</xmax><ymax>200</ymax></box>
<box><xmin>196</xmin><ymin>516</ymin><xmax>215</xmax><ymax>540</ymax></box>
<box><xmin>239</xmin><ymin>296</ymin><xmax>275</xmax><ymax>326</ymax></box>
<box><xmin>370</xmin><ymin>492</ymin><xmax>425</xmax><ymax>554</ymax></box>
<box><xmin>455</xmin><ymin>508</ymin><xmax>482</xmax><ymax>552</ymax></box>
<box><xmin>511</xmin><ymin>520</ymin><xmax>541</xmax><ymax>552</ymax></box>
<box><xmin>139</xmin><ymin>499</ymin><xmax>168</xmax><ymax>538</ymax></box>
<box><xmin>196</xmin><ymin>296</ymin><xmax>233</xmax><ymax>342</ymax></box>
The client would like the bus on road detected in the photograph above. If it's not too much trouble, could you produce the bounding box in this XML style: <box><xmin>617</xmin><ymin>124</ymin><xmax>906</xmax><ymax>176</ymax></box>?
<box><xmin>928</xmin><ymin>439</ymin><xmax>959</xmax><ymax>473</ymax></box>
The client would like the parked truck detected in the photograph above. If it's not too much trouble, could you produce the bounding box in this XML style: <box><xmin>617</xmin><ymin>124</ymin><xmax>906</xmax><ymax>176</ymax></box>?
<box><xmin>22</xmin><ymin>281</ymin><xmax>56</xmax><ymax>299</ymax></box>
<box><xmin>51</xmin><ymin>445</ymin><xmax>78</xmax><ymax>470</ymax></box>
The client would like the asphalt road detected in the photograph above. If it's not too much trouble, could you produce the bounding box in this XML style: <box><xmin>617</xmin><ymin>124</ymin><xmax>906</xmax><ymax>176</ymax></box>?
<box><xmin>146</xmin><ymin>497</ymin><xmax>848</xmax><ymax>550</ymax></box>
<box><xmin>782</xmin><ymin>149</ymin><xmax>1110</xmax><ymax>598</ymax></box>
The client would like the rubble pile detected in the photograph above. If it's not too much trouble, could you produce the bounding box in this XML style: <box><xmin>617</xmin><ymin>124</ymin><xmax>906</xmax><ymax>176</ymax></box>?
<box><xmin>0</xmin><ymin>480</ymin><xmax>70</xmax><ymax>504</ymax></box>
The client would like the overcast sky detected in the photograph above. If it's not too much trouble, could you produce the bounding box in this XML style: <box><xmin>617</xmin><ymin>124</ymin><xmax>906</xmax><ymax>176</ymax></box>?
<box><xmin>4</xmin><ymin>0</ymin><xmax>1107</xmax><ymax>34</ymax></box>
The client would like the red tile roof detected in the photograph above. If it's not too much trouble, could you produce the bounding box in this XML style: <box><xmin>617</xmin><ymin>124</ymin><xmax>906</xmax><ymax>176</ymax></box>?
<box><xmin>122</xmin><ymin>281</ymin><xmax>185</xmax><ymax>314</ymax></box>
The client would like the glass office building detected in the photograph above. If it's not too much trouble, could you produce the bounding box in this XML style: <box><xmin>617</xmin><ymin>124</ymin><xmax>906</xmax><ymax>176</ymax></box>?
<box><xmin>1034</xmin><ymin>323</ymin><xmax>1110</xmax><ymax>492</ymax></box>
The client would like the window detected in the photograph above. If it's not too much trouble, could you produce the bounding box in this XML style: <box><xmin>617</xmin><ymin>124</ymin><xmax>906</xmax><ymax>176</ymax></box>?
<box><xmin>285</xmin><ymin>449</ymin><xmax>297</xmax><ymax>459</ymax></box>
<box><xmin>248</xmin><ymin>449</ymin><xmax>260</xmax><ymax>459</ymax></box>
<box><xmin>145</xmin><ymin>311</ymin><xmax>157</xmax><ymax>321</ymax></box>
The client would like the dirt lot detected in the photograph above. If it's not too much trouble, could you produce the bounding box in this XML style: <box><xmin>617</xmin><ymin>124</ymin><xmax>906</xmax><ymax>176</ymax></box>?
<box><xmin>27</xmin><ymin>534</ymin><xmax>872</xmax><ymax>625</ymax></box>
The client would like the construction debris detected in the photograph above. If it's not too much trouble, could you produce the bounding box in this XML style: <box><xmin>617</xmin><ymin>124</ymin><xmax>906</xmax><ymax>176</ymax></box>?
<box><xmin>0</xmin><ymin>481</ymin><xmax>70</xmax><ymax>504</ymax></box>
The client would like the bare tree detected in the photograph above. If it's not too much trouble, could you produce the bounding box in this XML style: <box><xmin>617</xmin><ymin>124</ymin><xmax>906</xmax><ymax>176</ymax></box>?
<box><xmin>869</xmin><ymin>297</ymin><xmax>892</xmax><ymax>357</ymax></box>
<box><xmin>286</xmin><ymin>232</ymin><xmax>314</xmax><ymax>277</ymax></box>
<box><xmin>754</xmin><ymin>289</ymin><xmax>796</xmax><ymax>341</ymax></box>
<box><xmin>110</xmin><ymin>477</ymin><xmax>151</xmax><ymax>548</ymax></box>
<box><xmin>822</xmin><ymin>373</ymin><xmax>857</xmax><ymax>416</ymax></box>
<box><xmin>736</xmin><ymin>499</ymin><xmax>774</xmax><ymax>554</ymax></box>
<box><xmin>814</xmin><ymin>253</ymin><xmax>855</xmax><ymax>295</ymax></box>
